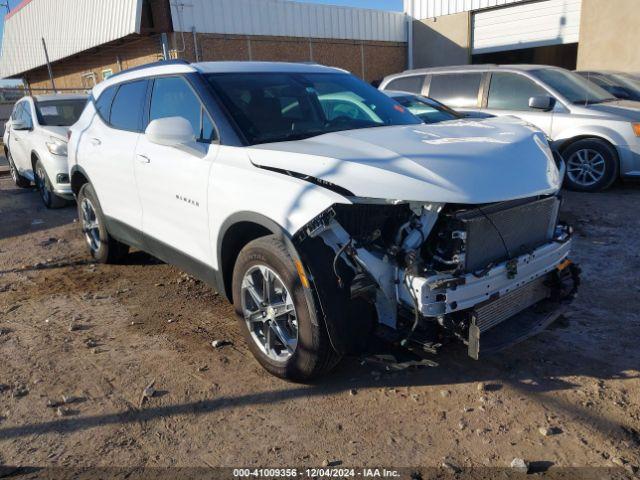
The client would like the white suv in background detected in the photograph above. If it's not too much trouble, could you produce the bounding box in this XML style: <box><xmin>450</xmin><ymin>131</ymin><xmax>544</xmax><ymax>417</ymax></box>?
<box><xmin>381</xmin><ymin>65</ymin><xmax>640</xmax><ymax>192</ymax></box>
<box><xmin>68</xmin><ymin>61</ymin><xmax>578</xmax><ymax>381</ymax></box>
<box><xmin>3</xmin><ymin>94</ymin><xmax>87</xmax><ymax>207</ymax></box>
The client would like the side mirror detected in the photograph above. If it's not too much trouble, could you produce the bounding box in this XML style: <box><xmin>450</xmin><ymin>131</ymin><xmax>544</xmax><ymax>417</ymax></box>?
<box><xmin>12</xmin><ymin>119</ymin><xmax>29</xmax><ymax>131</ymax></box>
<box><xmin>529</xmin><ymin>95</ymin><xmax>555</xmax><ymax>111</ymax></box>
<box><xmin>145</xmin><ymin>116</ymin><xmax>195</xmax><ymax>147</ymax></box>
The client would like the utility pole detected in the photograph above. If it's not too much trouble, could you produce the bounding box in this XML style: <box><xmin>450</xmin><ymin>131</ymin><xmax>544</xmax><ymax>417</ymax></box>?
<box><xmin>41</xmin><ymin>37</ymin><xmax>57</xmax><ymax>93</ymax></box>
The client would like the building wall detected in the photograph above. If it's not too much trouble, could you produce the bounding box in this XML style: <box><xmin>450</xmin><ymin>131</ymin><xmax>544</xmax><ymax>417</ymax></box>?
<box><xmin>24</xmin><ymin>35</ymin><xmax>165</xmax><ymax>91</ymax></box>
<box><xmin>23</xmin><ymin>33</ymin><xmax>406</xmax><ymax>90</ymax></box>
<box><xmin>177</xmin><ymin>33</ymin><xmax>406</xmax><ymax>83</ymax></box>
<box><xmin>404</xmin><ymin>0</ymin><xmax>529</xmax><ymax>20</ymax></box>
<box><xmin>576</xmin><ymin>0</ymin><xmax>640</xmax><ymax>72</ymax></box>
<box><xmin>412</xmin><ymin>11</ymin><xmax>470</xmax><ymax>69</ymax></box>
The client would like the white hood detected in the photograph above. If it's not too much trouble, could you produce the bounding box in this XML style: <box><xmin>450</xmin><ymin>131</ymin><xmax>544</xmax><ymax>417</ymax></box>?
<box><xmin>248</xmin><ymin>117</ymin><xmax>561</xmax><ymax>204</ymax></box>
<box><xmin>39</xmin><ymin>125</ymin><xmax>69</xmax><ymax>142</ymax></box>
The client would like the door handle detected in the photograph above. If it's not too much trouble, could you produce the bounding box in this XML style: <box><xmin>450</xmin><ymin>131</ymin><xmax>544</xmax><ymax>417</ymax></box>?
<box><xmin>136</xmin><ymin>154</ymin><xmax>151</xmax><ymax>164</ymax></box>
<box><xmin>90</xmin><ymin>138</ymin><xmax>101</xmax><ymax>146</ymax></box>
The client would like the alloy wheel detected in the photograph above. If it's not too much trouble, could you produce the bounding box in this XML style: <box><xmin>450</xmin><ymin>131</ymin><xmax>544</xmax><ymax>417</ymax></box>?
<box><xmin>35</xmin><ymin>164</ymin><xmax>50</xmax><ymax>204</ymax></box>
<box><xmin>241</xmin><ymin>265</ymin><xmax>299</xmax><ymax>362</ymax></box>
<box><xmin>566</xmin><ymin>148</ymin><xmax>606</xmax><ymax>188</ymax></box>
<box><xmin>80</xmin><ymin>198</ymin><xmax>101</xmax><ymax>254</ymax></box>
<box><xmin>8</xmin><ymin>152</ymin><xmax>18</xmax><ymax>183</ymax></box>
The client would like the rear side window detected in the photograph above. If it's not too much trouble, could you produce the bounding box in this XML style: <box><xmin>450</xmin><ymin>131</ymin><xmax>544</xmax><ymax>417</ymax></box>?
<box><xmin>95</xmin><ymin>85</ymin><xmax>118</xmax><ymax>121</ymax></box>
<box><xmin>487</xmin><ymin>73</ymin><xmax>547</xmax><ymax>111</ymax></box>
<box><xmin>149</xmin><ymin>76</ymin><xmax>216</xmax><ymax>142</ymax></box>
<box><xmin>109</xmin><ymin>80</ymin><xmax>148</xmax><ymax>132</ymax></box>
<box><xmin>385</xmin><ymin>75</ymin><xmax>425</xmax><ymax>94</ymax></box>
<box><xmin>429</xmin><ymin>73</ymin><xmax>482</xmax><ymax>108</ymax></box>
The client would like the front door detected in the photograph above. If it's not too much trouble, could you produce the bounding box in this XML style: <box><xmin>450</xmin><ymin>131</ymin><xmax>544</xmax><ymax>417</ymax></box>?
<box><xmin>8</xmin><ymin>102</ymin><xmax>34</xmax><ymax>175</ymax></box>
<box><xmin>483</xmin><ymin>72</ymin><xmax>554</xmax><ymax>135</ymax></box>
<box><xmin>134</xmin><ymin>75</ymin><xmax>219</xmax><ymax>264</ymax></box>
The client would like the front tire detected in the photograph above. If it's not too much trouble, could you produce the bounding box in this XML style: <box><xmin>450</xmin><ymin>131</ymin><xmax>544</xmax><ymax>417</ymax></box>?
<box><xmin>232</xmin><ymin>235</ymin><xmax>341</xmax><ymax>381</ymax></box>
<box><xmin>34</xmin><ymin>159</ymin><xmax>66</xmax><ymax>209</ymax></box>
<box><xmin>76</xmin><ymin>183</ymin><xmax>129</xmax><ymax>263</ymax></box>
<box><xmin>563</xmin><ymin>139</ymin><xmax>618</xmax><ymax>192</ymax></box>
<box><xmin>7</xmin><ymin>149</ymin><xmax>31</xmax><ymax>188</ymax></box>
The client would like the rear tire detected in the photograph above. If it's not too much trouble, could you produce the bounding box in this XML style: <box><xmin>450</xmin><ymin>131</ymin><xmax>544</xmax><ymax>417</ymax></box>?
<box><xmin>34</xmin><ymin>159</ymin><xmax>66</xmax><ymax>209</ymax></box>
<box><xmin>232</xmin><ymin>235</ymin><xmax>341</xmax><ymax>381</ymax></box>
<box><xmin>7</xmin><ymin>149</ymin><xmax>31</xmax><ymax>188</ymax></box>
<box><xmin>563</xmin><ymin>139</ymin><xmax>618</xmax><ymax>192</ymax></box>
<box><xmin>77</xmin><ymin>183</ymin><xmax>129</xmax><ymax>264</ymax></box>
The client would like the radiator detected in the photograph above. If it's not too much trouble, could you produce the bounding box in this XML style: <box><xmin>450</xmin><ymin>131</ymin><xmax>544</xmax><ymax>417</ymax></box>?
<box><xmin>457</xmin><ymin>196</ymin><xmax>560</xmax><ymax>273</ymax></box>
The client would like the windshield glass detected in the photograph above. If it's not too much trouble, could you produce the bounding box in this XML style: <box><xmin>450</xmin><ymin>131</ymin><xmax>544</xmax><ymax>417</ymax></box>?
<box><xmin>393</xmin><ymin>95</ymin><xmax>461</xmax><ymax>124</ymax></box>
<box><xmin>35</xmin><ymin>99</ymin><xmax>87</xmax><ymax>126</ymax></box>
<box><xmin>205</xmin><ymin>72</ymin><xmax>421</xmax><ymax>145</ymax></box>
<box><xmin>610</xmin><ymin>73</ymin><xmax>640</xmax><ymax>91</ymax></box>
<box><xmin>533</xmin><ymin>69</ymin><xmax>616</xmax><ymax>105</ymax></box>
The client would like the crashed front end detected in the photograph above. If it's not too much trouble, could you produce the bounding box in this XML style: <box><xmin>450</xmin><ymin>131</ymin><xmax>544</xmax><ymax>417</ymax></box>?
<box><xmin>293</xmin><ymin>194</ymin><xmax>579</xmax><ymax>358</ymax></box>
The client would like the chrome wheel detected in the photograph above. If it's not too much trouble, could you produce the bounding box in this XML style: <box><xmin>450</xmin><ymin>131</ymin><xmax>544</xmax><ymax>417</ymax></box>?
<box><xmin>241</xmin><ymin>265</ymin><xmax>298</xmax><ymax>363</ymax></box>
<box><xmin>567</xmin><ymin>149</ymin><xmax>606</xmax><ymax>188</ymax></box>
<box><xmin>35</xmin><ymin>163</ymin><xmax>50</xmax><ymax>205</ymax></box>
<box><xmin>80</xmin><ymin>198</ymin><xmax>101</xmax><ymax>254</ymax></box>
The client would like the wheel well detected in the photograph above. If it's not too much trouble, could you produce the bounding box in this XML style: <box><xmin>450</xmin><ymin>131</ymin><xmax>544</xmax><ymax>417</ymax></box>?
<box><xmin>71</xmin><ymin>171</ymin><xmax>89</xmax><ymax>196</ymax></box>
<box><xmin>220</xmin><ymin>221</ymin><xmax>272</xmax><ymax>302</ymax></box>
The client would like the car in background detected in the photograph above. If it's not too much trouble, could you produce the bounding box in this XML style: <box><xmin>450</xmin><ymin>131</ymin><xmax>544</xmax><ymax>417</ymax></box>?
<box><xmin>67</xmin><ymin>60</ymin><xmax>577</xmax><ymax>381</ymax></box>
<box><xmin>383</xmin><ymin>90</ymin><xmax>494</xmax><ymax>123</ymax></box>
<box><xmin>380</xmin><ymin>65</ymin><xmax>640</xmax><ymax>192</ymax></box>
<box><xmin>575</xmin><ymin>71</ymin><xmax>640</xmax><ymax>101</ymax></box>
<box><xmin>3</xmin><ymin>94</ymin><xmax>87</xmax><ymax>208</ymax></box>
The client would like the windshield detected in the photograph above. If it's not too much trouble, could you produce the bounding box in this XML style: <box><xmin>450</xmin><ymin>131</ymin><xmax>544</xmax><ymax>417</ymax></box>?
<box><xmin>610</xmin><ymin>73</ymin><xmax>640</xmax><ymax>92</ymax></box>
<box><xmin>533</xmin><ymin>69</ymin><xmax>617</xmax><ymax>105</ymax></box>
<box><xmin>393</xmin><ymin>95</ymin><xmax>461</xmax><ymax>124</ymax></box>
<box><xmin>205</xmin><ymin>72</ymin><xmax>421</xmax><ymax>145</ymax></box>
<box><xmin>35</xmin><ymin>99</ymin><xmax>87</xmax><ymax>126</ymax></box>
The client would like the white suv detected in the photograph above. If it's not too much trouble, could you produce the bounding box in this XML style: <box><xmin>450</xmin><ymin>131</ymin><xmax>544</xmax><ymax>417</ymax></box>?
<box><xmin>68</xmin><ymin>61</ymin><xmax>579</xmax><ymax>381</ymax></box>
<box><xmin>3</xmin><ymin>94</ymin><xmax>87</xmax><ymax>207</ymax></box>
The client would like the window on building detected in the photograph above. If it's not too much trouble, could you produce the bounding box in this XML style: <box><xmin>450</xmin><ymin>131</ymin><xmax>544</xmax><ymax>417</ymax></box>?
<box><xmin>487</xmin><ymin>72</ymin><xmax>548</xmax><ymax>110</ymax></box>
<box><xmin>150</xmin><ymin>76</ymin><xmax>216</xmax><ymax>142</ymax></box>
<box><xmin>110</xmin><ymin>80</ymin><xmax>148</xmax><ymax>131</ymax></box>
<box><xmin>384</xmin><ymin>75</ymin><xmax>426</xmax><ymax>94</ymax></box>
<box><xmin>95</xmin><ymin>85</ymin><xmax>118</xmax><ymax>122</ymax></box>
<box><xmin>428</xmin><ymin>73</ymin><xmax>483</xmax><ymax>108</ymax></box>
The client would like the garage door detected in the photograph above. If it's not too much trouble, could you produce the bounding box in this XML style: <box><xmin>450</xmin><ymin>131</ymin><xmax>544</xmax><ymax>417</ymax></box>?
<box><xmin>472</xmin><ymin>0</ymin><xmax>582</xmax><ymax>54</ymax></box>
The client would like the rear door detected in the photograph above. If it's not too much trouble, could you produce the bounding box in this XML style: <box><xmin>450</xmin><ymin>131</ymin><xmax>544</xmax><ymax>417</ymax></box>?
<box><xmin>134</xmin><ymin>75</ymin><xmax>219</xmax><ymax>264</ymax></box>
<box><xmin>82</xmin><ymin>80</ymin><xmax>147</xmax><ymax>238</ymax></box>
<box><xmin>426</xmin><ymin>72</ymin><xmax>484</xmax><ymax>112</ymax></box>
<box><xmin>483</xmin><ymin>72</ymin><xmax>554</xmax><ymax>135</ymax></box>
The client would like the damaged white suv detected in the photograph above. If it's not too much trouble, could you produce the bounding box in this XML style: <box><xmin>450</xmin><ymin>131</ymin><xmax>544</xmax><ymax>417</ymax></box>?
<box><xmin>68</xmin><ymin>61</ymin><xmax>579</xmax><ymax>381</ymax></box>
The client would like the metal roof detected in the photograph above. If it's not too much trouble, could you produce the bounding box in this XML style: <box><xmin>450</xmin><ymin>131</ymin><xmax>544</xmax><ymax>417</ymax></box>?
<box><xmin>0</xmin><ymin>0</ymin><xmax>144</xmax><ymax>79</ymax></box>
<box><xmin>172</xmin><ymin>0</ymin><xmax>407</xmax><ymax>42</ymax></box>
<box><xmin>404</xmin><ymin>0</ymin><xmax>532</xmax><ymax>19</ymax></box>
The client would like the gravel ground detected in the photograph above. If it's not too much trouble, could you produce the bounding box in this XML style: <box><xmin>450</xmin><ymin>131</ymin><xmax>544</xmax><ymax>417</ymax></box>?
<box><xmin>0</xmin><ymin>174</ymin><xmax>639</xmax><ymax>479</ymax></box>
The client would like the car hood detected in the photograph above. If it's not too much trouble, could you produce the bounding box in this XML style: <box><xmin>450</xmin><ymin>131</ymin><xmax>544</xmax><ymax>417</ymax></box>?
<box><xmin>39</xmin><ymin>125</ymin><xmax>69</xmax><ymax>142</ymax></box>
<box><xmin>248</xmin><ymin>118</ymin><xmax>561</xmax><ymax>204</ymax></box>
<box><xmin>585</xmin><ymin>99</ymin><xmax>640</xmax><ymax>120</ymax></box>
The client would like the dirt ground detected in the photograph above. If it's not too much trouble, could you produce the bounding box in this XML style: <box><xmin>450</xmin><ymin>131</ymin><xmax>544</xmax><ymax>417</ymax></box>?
<box><xmin>0</xmin><ymin>171</ymin><xmax>639</xmax><ymax>479</ymax></box>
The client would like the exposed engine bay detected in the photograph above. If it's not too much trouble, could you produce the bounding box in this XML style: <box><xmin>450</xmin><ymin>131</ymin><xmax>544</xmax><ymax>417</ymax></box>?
<box><xmin>294</xmin><ymin>194</ymin><xmax>580</xmax><ymax>358</ymax></box>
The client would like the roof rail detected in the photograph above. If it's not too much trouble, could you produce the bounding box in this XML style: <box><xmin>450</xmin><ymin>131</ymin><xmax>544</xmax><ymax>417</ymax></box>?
<box><xmin>107</xmin><ymin>59</ymin><xmax>191</xmax><ymax>81</ymax></box>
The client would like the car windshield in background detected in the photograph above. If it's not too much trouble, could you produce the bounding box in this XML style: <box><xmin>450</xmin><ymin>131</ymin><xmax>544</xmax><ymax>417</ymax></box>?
<box><xmin>36</xmin><ymin>99</ymin><xmax>87</xmax><ymax>126</ymax></box>
<box><xmin>533</xmin><ymin>69</ymin><xmax>617</xmax><ymax>105</ymax></box>
<box><xmin>205</xmin><ymin>72</ymin><xmax>421</xmax><ymax>145</ymax></box>
<box><xmin>393</xmin><ymin>95</ymin><xmax>461</xmax><ymax>124</ymax></box>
